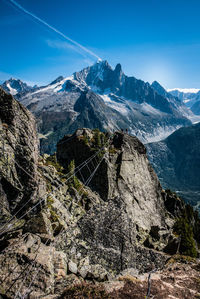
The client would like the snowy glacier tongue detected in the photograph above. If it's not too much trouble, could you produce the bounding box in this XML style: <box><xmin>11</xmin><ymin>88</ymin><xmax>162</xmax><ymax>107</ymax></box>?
<box><xmin>99</xmin><ymin>93</ymin><xmax>129</xmax><ymax>115</ymax></box>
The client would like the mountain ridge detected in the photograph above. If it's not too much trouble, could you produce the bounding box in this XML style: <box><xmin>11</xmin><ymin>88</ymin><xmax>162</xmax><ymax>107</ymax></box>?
<box><xmin>1</xmin><ymin>61</ymin><xmax>193</xmax><ymax>153</ymax></box>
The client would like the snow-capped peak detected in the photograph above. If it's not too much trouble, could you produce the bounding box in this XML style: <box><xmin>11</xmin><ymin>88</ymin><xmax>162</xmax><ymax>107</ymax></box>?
<box><xmin>1</xmin><ymin>78</ymin><xmax>33</xmax><ymax>95</ymax></box>
<box><xmin>31</xmin><ymin>75</ymin><xmax>74</xmax><ymax>95</ymax></box>
<box><xmin>167</xmin><ymin>88</ymin><xmax>200</xmax><ymax>94</ymax></box>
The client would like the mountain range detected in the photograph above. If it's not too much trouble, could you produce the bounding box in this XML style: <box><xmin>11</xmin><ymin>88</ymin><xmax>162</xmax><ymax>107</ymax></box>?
<box><xmin>168</xmin><ymin>88</ymin><xmax>200</xmax><ymax>115</ymax></box>
<box><xmin>1</xmin><ymin>78</ymin><xmax>34</xmax><ymax>95</ymax></box>
<box><xmin>1</xmin><ymin>60</ymin><xmax>194</xmax><ymax>153</ymax></box>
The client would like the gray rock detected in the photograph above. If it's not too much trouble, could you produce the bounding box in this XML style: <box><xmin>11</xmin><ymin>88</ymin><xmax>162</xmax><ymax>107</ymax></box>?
<box><xmin>68</xmin><ymin>260</ymin><xmax>78</xmax><ymax>274</ymax></box>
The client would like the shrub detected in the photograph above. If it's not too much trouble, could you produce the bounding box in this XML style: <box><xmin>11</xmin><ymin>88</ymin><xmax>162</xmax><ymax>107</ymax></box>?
<box><xmin>174</xmin><ymin>217</ymin><xmax>198</xmax><ymax>258</ymax></box>
<box><xmin>94</xmin><ymin>130</ymin><xmax>101</xmax><ymax>148</ymax></box>
<box><xmin>67</xmin><ymin>159</ymin><xmax>82</xmax><ymax>191</ymax></box>
<box><xmin>45</xmin><ymin>154</ymin><xmax>64</xmax><ymax>174</ymax></box>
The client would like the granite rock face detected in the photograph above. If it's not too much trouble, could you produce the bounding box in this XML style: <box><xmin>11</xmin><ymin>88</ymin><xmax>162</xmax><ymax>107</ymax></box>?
<box><xmin>57</xmin><ymin>130</ymin><xmax>167</xmax><ymax>231</ymax></box>
<box><xmin>56</xmin><ymin>130</ymin><xmax>174</xmax><ymax>276</ymax></box>
<box><xmin>0</xmin><ymin>87</ymin><xmax>43</xmax><ymax>224</ymax></box>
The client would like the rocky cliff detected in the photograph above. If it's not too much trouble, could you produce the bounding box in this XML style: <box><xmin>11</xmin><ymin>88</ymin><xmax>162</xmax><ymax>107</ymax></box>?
<box><xmin>0</xmin><ymin>87</ymin><xmax>42</xmax><ymax>225</ymax></box>
<box><xmin>0</xmin><ymin>89</ymin><xmax>200</xmax><ymax>298</ymax></box>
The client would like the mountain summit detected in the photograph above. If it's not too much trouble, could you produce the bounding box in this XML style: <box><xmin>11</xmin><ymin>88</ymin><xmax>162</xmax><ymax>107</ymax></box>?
<box><xmin>2</xmin><ymin>60</ymin><xmax>192</xmax><ymax>153</ymax></box>
<box><xmin>1</xmin><ymin>78</ymin><xmax>33</xmax><ymax>95</ymax></box>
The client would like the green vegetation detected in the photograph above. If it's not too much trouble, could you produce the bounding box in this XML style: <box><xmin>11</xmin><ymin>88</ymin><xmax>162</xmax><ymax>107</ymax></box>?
<box><xmin>67</xmin><ymin>159</ymin><xmax>82</xmax><ymax>191</ymax></box>
<box><xmin>45</xmin><ymin>154</ymin><xmax>64</xmax><ymax>174</ymax></box>
<box><xmin>109</xmin><ymin>147</ymin><xmax>117</xmax><ymax>154</ymax></box>
<box><xmin>91</xmin><ymin>129</ymin><xmax>108</xmax><ymax>150</ymax></box>
<box><xmin>83</xmin><ymin>134</ymin><xmax>89</xmax><ymax>145</ymax></box>
<box><xmin>68</xmin><ymin>159</ymin><xmax>75</xmax><ymax>174</ymax></box>
<box><xmin>174</xmin><ymin>205</ymin><xmax>199</xmax><ymax>258</ymax></box>
<box><xmin>166</xmin><ymin>254</ymin><xmax>196</xmax><ymax>265</ymax></box>
<box><xmin>67</xmin><ymin>159</ymin><xmax>91</xmax><ymax>209</ymax></box>
<box><xmin>94</xmin><ymin>129</ymin><xmax>101</xmax><ymax>148</ymax></box>
<box><xmin>46</xmin><ymin>195</ymin><xmax>63</xmax><ymax>235</ymax></box>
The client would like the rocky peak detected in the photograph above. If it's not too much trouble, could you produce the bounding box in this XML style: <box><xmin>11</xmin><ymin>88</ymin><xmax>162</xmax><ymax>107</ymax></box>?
<box><xmin>151</xmin><ymin>80</ymin><xmax>181</xmax><ymax>102</ymax></box>
<box><xmin>114</xmin><ymin>63</ymin><xmax>122</xmax><ymax>73</ymax></box>
<box><xmin>74</xmin><ymin>60</ymin><xmax>112</xmax><ymax>83</ymax></box>
<box><xmin>57</xmin><ymin>130</ymin><xmax>166</xmax><ymax>231</ymax></box>
<box><xmin>1</xmin><ymin>78</ymin><xmax>32</xmax><ymax>95</ymax></box>
<box><xmin>49</xmin><ymin>75</ymin><xmax>64</xmax><ymax>85</ymax></box>
<box><xmin>74</xmin><ymin>60</ymin><xmax>126</xmax><ymax>93</ymax></box>
<box><xmin>151</xmin><ymin>81</ymin><xmax>166</xmax><ymax>96</ymax></box>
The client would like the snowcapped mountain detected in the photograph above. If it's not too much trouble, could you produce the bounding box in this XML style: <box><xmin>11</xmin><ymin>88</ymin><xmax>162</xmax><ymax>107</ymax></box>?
<box><xmin>168</xmin><ymin>88</ymin><xmax>200</xmax><ymax>118</ymax></box>
<box><xmin>168</xmin><ymin>88</ymin><xmax>200</xmax><ymax>94</ymax></box>
<box><xmin>1</xmin><ymin>78</ymin><xmax>34</xmax><ymax>95</ymax></box>
<box><xmin>168</xmin><ymin>88</ymin><xmax>200</xmax><ymax>108</ymax></box>
<box><xmin>11</xmin><ymin>60</ymin><xmax>193</xmax><ymax>153</ymax></box>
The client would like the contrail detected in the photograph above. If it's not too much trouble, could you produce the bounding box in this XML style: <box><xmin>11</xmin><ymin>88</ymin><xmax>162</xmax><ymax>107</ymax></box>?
<box><xmin>8</xmin><ymin>0</ymin><xmax>101</xmax><ymax>61</ymax></box>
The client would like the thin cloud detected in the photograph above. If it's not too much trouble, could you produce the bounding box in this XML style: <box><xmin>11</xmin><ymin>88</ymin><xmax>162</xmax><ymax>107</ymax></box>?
<box><xmin>8</xmin><ymin>0</ymin><xmax>102</xmax><ymax>61</ymax></box>
<box><xmin>46</xmin><ymin>40</ymin><xmax>92</xmax><ymax>64</ymax></box>
<box><xmin>46</xmin><ymin>39</ymin><xmax>86</xmax><ymax>57</ymax></box>
<box><xmin>46</xmin><ymin>40</ymin><xmax>76</xmax><ymax>50</ymax></box>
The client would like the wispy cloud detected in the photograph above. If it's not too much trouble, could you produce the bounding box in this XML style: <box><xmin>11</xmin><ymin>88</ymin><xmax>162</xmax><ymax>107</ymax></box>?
<box><xmin>46</xmin><ymin>40</ymin><xmax>95</xmax><ymax>65</ymax></box>
<box><xmin>8</xmin><ymin>0</ymin><xmax>101</xmax><ymax>61</ymax></box>
<box><xmin>46</xmin><ymin>39</ymin><xmax>81</xmax><ymax>52</ymax></box>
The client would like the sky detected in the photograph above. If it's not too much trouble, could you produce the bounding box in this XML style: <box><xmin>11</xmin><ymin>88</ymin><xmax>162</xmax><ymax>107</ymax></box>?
<box><xmin>1</xmin><ymin>0</ymin><xmax>200</xmax><ymax>88</ymax></box>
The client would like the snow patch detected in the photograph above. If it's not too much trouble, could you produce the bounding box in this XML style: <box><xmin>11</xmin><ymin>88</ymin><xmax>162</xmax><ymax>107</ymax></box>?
<box><xmin>7</xmin><ymin>83</ymin><xmax>18</xmax><ymax>95</ymax></box>
<box><xmin>131</xmin><ymin>125</ymin><xmax>182</xmax><ymax>144</ymax></box>
<box><xmin>188</xmin><ymin>114</ymin><xmax>200</xmax><ymax>124</ymax></box>
<box><xmin>140</xmin><ymin>103</ymin><xmax>162</xmax><ymax>115</ymax></box>
<box><xmin>100</xmin><ymin>94</ymin><xmax>129</xmax><ymax>115</ymax></box>
<box><xmin>143</xmin><ymin>125</ymin><xmax>182</xmax><ymax>143</ymax></box>
<box><xmin>38</xmin><ymin>131</ymin><xmax>53</xmax><ymax>139</ymax></box>
<box><xmin>31</xmin><ymin>76</ymin><xmax>73</xmax><ymax>95</ymax></box>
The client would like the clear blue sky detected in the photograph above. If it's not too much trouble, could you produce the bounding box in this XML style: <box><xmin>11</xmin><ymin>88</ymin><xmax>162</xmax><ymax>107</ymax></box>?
<box><xmin>1</xmin><ymin>0</ymin><xmax>200</xmax><ymax>88</ymax></box>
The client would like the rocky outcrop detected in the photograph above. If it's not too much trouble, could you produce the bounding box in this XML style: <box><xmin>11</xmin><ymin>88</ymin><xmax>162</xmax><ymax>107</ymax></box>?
<box><xmin>0</xmin><ymin>94</ymin><xmax>199</xmax><ymax>298</ymax></box>
<box><xmin>60</xmin><ymin>257</ymin><xmax>200</xmax><ymax>299</ymax></box>
<box><xmin>58</xmin><ymin>130</ymin><xmax>167</xmax><ymax>231</ymax></box>
<box><xmin>0</xmin><ymin>87</ymin><xmax>43</xmax><ymax>225</ymax></box>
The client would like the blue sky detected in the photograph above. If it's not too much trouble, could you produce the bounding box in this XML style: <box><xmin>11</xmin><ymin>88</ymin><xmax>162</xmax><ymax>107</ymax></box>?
<box><xmin>1</xmin><ymin>0</ymin><xmax>200</xmax><ymax>88</ymax></box>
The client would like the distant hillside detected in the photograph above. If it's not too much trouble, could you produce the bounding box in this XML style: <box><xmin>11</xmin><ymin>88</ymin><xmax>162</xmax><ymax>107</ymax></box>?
<box><xmin>147</xmin><ymin>123</ymin><xmax>200</xmax><ymax>208</ymax></box>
